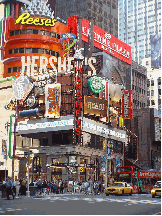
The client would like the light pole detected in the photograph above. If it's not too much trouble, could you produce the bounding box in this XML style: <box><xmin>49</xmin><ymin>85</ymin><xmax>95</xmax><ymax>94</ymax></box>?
<box><xmin>105</xmin><ymin>137</ymin><xmax>107</xmax><ymax>188</ymax></box>
<box><xmin>24</xmin><ymin>151</ymin><xmax>32</xmax><ymax>197</ymax></box>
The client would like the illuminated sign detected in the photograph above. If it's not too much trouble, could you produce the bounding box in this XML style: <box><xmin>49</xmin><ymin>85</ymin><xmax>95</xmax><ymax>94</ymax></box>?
<box><xmin>21</xmin><ymin>56</ymin><xmax>96</xmax><ymax>75</ymax></box>
<box><xmin>17</xmin><ymin>117</ymin><xmax>126</xmax><ymax>141</ymax></box>
<box><xmin>88</xmin><ymin>76</ymin><xmax>103</xmax><ymax>93</ymax></box>
<box><xmin>118</xmin><ymin>173</ymin><xmax>130</xmax><ymax>177</ymax></box>
<box><xmin>75</xmin><ymin>66</ymin><xmax>83</xmax><ymax>137</ymax></box>
<box><xmin>12</xmin><ymin>75</ymin><xmax>33</xmax><ymax>101</ymax></box>
<box><xmin>45</xmin><ymin>83</ymin><xmax>61</xmax><ymax>118</ymax></box>
<box><xmin>61</xmin><ymin>33</ymin><xmax>76</xmax><ymax>40</ymax></box>
<box><xmin>121</xmin><ymin>90</ymin><xmax>133</xmax><ymax>119</ymax></box>
<box><xmin>84</xmin><ymin>96</ymin><xmax>108</xmax><ymax>117</ymax></box>
<box><xmin>16</xmin><ymin>12</ymin><xmax>57</xmax><ymax>27</ymax></box>
<box><xmin>68</xmin><ymin>16</ymin><xmax>132</xmax><ymax>65</ymax></box>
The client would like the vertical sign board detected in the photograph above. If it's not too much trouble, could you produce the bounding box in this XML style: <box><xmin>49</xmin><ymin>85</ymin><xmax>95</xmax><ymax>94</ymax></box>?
<box><xmin>75</xmin><ymin>66</ymin><xmax>83</xmax><ymax>145</ymax></box>
<box><xmin>2</xmin><ymin>139</ymin><xmax>6</xmax><ymax>155</ymax></box>
<box><xmin>45</xmin><ymin>83</ymin><xmax>61</xmax><ymax>118</ymax></box>
<box><xmin>121</xmin><ymin>90</ymin><xmax>133</xmax><ymax>119</ymax></box>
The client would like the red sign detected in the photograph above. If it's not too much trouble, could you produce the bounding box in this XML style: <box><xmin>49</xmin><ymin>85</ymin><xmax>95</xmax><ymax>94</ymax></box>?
<box><xmin>68</xmin><ymin>16</ymin><xmax>132</xmax><ymax>65</ymax></box>
<box><xmin>75</xmin><ymin>66</ymin><xmax>83</xmax><ymax>136</ymax></box>
<box><xmin>121</xmin><ymin>90</ymin><xmax>133</xmax><ymax>119</ymax></box>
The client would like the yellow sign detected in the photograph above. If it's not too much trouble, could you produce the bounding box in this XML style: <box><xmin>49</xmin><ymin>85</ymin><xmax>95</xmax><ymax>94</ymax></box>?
<box><xmin>16</xmin><ymin>12</ymin><xmax>57</xmax><ymax>27</ymax></box>
<box><xmin>45</xmin><ymin>83</ymin><xmax>61</xmax><ymax>118</ymax></box>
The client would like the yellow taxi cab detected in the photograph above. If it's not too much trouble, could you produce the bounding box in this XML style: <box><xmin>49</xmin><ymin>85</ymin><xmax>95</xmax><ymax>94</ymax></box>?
<box><xmin>151</xmin><ymin>181</ymin><xmax>161</xmax><ymax>198</ymax></box>
<box><xmin>105</xmin><ymin>182</ymin><xmax>133</xmax><ymax>196</ymax></box>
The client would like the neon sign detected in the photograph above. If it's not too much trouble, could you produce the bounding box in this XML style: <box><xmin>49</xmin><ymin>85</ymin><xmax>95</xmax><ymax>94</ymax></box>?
<box><xmin>16</xmin><ymin>12</ymin><xmax>57</xmax><ymax>27</ymax></box>
<box><xmin>75</xmin><ymin>66</ymin><xmax>83</xmax><ymax>136</ymax></box>
<box><xmin>88</xmin><ymin>76</ymin><xmax>103</xmax><ymax>93</ymax></box>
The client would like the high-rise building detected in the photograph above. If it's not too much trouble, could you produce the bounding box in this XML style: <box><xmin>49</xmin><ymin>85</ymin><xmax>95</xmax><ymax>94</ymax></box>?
<box><xmin>48</xmin><ymin>0</ymin><xmax>118</xmax><ymax>38</ymax></box>
<box><xmin>118</xmin><ymin>0</ymin><xmax>161</xmax><ymax>64</ymax></box>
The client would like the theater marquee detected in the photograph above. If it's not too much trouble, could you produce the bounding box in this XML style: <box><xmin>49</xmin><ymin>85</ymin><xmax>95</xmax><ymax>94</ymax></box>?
<box><xmin>84</xmin><ymin>96</ymin><xmax>108</xmax><ymax>117</ymax></box>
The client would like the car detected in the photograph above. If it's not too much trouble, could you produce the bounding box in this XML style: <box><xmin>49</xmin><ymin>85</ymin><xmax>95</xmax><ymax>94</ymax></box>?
<box><xmin>104</xmin><ymin>182</ymin><xmax>133</xmax><ymax>196</ymax></box>
<box><xmin>151</xmin><ymin>182</ymin><xmax>161</xmax><ymax>198</ymax></box>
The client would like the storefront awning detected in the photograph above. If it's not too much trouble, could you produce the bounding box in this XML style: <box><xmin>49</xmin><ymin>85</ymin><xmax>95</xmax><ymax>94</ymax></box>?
<box><xmin>17</xmin><ymin>115</ymin><xmax>126</xmax><ymax>142</ymax></box>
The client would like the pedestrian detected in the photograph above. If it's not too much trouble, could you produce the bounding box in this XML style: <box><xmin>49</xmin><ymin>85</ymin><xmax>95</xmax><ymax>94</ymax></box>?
<box><xmin>12</xmin><ymin>179</ymin><xmax>17</xmax><ymax>197</ymax></box>
<box><xmin>64</xmin><ymin>180</ymin><xmax>68</xmax><ymax>194</ymax></box>
<box><xmin>54</xmin><ymin>182</ymin><xmax>58</xmax><ymax>194</ymax></box>
<box><xmin>21</xmin><ymin>178</ymin><xmax>27</xmax><ymax>195</ymax></box>
<box><xmin>84</xmin><ymin>180</ymin><xmax>89</xmax><ymax>195</ymax></box>
<box><xmin>36</xmin><ymin>179</ymin><xmax>42</xmax><ymax>196</ymax></box>
<box><xmin>6</xmin><ymin>177</ymin><xmax>14</xmax><ymax>200</ymax></box>
<box><xmin>93</xmin><ymin>181</ymin><xmax>98</xmax><ymax>195</ymax></box>
<box><xmin>60</xmin><ymin>181</ymin><xmax>64</xmax><ymax>194</ymax></box>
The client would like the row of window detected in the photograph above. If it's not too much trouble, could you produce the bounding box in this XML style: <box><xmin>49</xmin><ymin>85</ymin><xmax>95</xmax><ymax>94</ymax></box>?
<box><xmin>8</xmin><ymin>66</ymin><xmax>56</xmax><ymax>73</ymax></box>
<box><xmin>8</xmin><ymin>47</ymin><xmax>59</xmax><ymax>56</ymax></box>
<box><xmin>10</xmin><ymin>29</ymin><xmax>60</xmax><ymax>39</ymax></box>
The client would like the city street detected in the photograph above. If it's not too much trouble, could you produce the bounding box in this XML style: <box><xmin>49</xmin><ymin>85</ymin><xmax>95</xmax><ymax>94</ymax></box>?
<box><xmin>0</xmin><ymin>193</ymin><xmax>161</xmax><ymax>215</ymax></box>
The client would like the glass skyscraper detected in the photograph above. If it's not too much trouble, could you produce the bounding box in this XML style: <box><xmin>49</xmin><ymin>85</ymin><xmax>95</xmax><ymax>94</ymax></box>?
<box><xmin>118</xmin><ymin>0</ymin><xmax>161</xmax><ymax>64</ymax></box>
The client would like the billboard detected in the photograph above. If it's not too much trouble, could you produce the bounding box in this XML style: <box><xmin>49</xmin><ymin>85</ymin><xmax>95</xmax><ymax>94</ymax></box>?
<box><xmin>150</xmin><ymin>34</ymin><xmax>161</xmax><ymax>68</ymax></box>
<box><xmin>45</xmin><ymin>83</ymin><xmax>61</xmax><ymax>118</ymax></box>
<box><xmin>84</xmin><ymin>95</ymin><xmax>108</xmax><ymax>117</ymax></box>
<box><xmin>68</xmin><ymin>16</ymin><xmax>132</xmax><ymax>65</ymax></box>
<box><xmin>121</xmin><ymin>90</ymin><xmax>133</xmax><ymax>119</ymax></box>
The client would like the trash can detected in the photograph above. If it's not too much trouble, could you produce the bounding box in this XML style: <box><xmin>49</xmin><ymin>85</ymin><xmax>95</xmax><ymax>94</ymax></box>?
<box><xmin>29</xmin><ymin>186</ymin><xmax>36</xmax><ymax>196</ymax></box>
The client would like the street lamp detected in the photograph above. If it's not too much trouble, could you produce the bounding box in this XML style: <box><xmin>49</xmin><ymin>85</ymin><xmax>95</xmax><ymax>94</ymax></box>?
<box><xmin>24</xmin><ymin>151</ymin><xmax>32</xmax><ymax>197</ymax></box>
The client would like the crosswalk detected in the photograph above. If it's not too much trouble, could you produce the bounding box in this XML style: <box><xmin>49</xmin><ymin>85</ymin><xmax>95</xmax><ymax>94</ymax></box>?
<box><xmin>33</xmin><ymin>194</ymin><xmax>161</xmax><ymax>205</ymax></box>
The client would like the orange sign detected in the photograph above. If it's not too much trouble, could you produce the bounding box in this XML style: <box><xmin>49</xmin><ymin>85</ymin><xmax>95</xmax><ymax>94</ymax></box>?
<box><xmin>45</xmin><ymin>83</ymin><xmax>61</xmax><ymax>118</ymax></box>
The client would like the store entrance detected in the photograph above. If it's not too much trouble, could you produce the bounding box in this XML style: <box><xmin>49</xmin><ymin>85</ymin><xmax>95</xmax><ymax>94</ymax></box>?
<box><xmin>51</xmin><ymin>173</ymin><xmax>62</xmax><ymax>182</ymax></box>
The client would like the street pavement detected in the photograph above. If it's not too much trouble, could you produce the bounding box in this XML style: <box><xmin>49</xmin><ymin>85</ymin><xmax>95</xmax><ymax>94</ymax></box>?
<box><xmin>0</xmin><ymin>193</ymin><xmax>161</xmax><ymax>215</ymax></box>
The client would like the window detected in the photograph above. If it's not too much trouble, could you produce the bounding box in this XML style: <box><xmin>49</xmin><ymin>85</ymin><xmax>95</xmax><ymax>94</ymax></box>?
<box><xmin>14</xmin><ymin>48</ymin><xmax>18</xmax><ymax>54</ymax></box>
<box><xmin>146</xmin><ymin>61</ymin><xmax>149</xmax><ymax>66</ymax></box>
<box><xmin>19</xmin><ymin>48</ymin><xmax>24</xmax><ymax>53</ymax></box>
<box><xmin>21</xmin><ymin>29</ymin><xmax>26</xmax><ymax>34</ymax></box>
<box><xmin>147</xmin><ymin>80</ymin><xmax>150</xmax><ymax>87</ymax></box>
<box><xmin>33</xmin><ymin>29</ymin><xmax>38</xmax><ymax>34</ymax></box>
<box><xmin>32</xmin><ymin>48</ymin><xmax>38</xmax><ymax>53</ymax></box>
<box><xmin>151</xmin><ymin>80</ymin><xmax>154</xmax><ymax>86</ymax></box>
<box><xmin>13</xmin><ymin>67</ymin><xmax>17</xmax><ymax>72</ymax></box>
<box><xmin>151</xmin><ymin>90</ymin><xmax>154</xmax><ymax>96</ymax></box>
<box><xmin>151</xmin><ymin>100</ymin><xmax>155</xmax><ymax>105</ymax></box>
<box><xmin>9</xmin><ymin>49</ymin><xmax>12</xmax><ymax>54</ymax></box>
<box><xmin>158</xmin><ymin>89</ymin><xmax>161</xmax><ymax>95</ymax></box>
<box><xmin>8</xmin><ymin>68</ymin><xmax>12</xmax><ymax>73</ymax></box>
<box><xmin>26</xmin><ymin>48</ymin><xmax>32</xmax><ymax>53</ymax></box>
<box><xmin>10</xmin><ymin>31</ymin><xmax>14</xmax><ymax>36</ymax></box>
<box><xmin>158</xmin><ymin>77</ymin><xmax>161</xmax><ymax>85</ymax></box>
<box><xmin>26</xmin><ymin>29</ymin><xmax>33</xmax><ymax>34</ymax></box>
<box><xmin>51</xmin><ymin>50</ymin><xmax>55</xmax><ymax>56</ymax></box>
<box><xmin>15</xmin><ymin>30</ymin><xmax>20</xmax><ymax>35</ymax></box>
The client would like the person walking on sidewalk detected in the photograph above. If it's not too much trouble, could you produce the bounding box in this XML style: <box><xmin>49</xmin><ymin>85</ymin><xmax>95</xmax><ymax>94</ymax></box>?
<box><xmin>6</xmin><ymin>177</ymin><xmax>14</xmax><ymax>200</ymax></box>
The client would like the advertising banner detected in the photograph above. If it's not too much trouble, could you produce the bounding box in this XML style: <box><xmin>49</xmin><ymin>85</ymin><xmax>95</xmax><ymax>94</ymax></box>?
<box><xmin>115</xmin><ymin>156</ymin><xmax>120</xmax><ymax>168</ymax></box>
<box><xmin>68</xmin><ymin>16</ymin><xmax>132</xmax><ymax>65</ymax></box>
<box><xmin>2</xmin><ymin>139</ymin><xmax>6</xmax><ymax>155</ymax></box>
<box><xmin>84</xmin><ymin>95</ymin><xmax>108</xmax><ymax>117</ymax></box>
<box><xmin>150</xmin><ymin>34</ymin><xmax>161</xmax><ymax>68</ymax></box>
<box><xmin>121</xmin><ymin>90</ymin><xmax>133</xmax><ymax>119</ymax></box>
<box><xmin>101</xmin><ymin>156</ymin><xmax>105</xmax><ymax>172</ymax></box>
<box><xmin>45</xmin><ymin>83</ymin><xmax>61</xmax><ymax>118</ymax></box>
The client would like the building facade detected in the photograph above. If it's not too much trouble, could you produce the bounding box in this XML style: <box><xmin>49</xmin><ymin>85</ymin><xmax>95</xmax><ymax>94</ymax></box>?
<box><xmin>118</xmin><ymin>0</ymin><xmax>161</xmax><ymax>64</ymax></box>
<box><xmin>142</xmin><ymin>57</ymin><xmax>161</xmax><ymax>145</ymax></box>
<box><xmin>48</xmin><ymin>0</ymin><xmax>118</xmax><ymax>38</ymax></box>
<box><xmin>0</xmin><ymin>0</ymin><xmax>131</xmax><ymax>182</ymax></box>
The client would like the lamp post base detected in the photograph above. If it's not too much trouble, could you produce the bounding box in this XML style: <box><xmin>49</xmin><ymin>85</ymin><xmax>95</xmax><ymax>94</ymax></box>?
<box><xmin>26</xmin><ymin>191</ymin><xmax>30</xmax><ymax>197</ymax></box>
